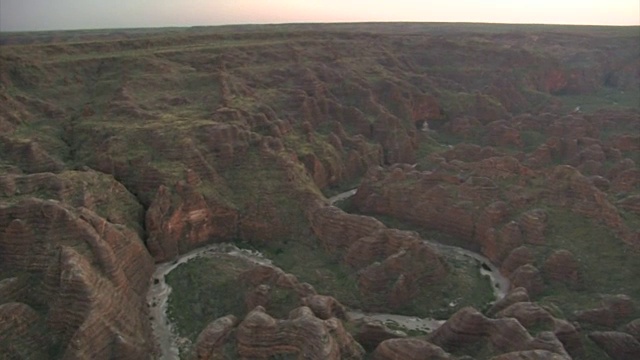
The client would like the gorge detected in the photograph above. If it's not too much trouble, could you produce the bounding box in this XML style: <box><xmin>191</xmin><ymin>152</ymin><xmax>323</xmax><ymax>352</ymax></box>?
<box><xmin>0</xmin><ymin>23</ymin><xmax>639</xmax><ymax>359</ymax></box>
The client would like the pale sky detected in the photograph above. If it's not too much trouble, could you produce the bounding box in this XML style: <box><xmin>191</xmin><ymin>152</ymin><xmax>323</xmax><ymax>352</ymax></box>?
<box><xmin>1</xmin><ymin>0</ymin><xmax>639</xmax><ymax>32</ymax></box>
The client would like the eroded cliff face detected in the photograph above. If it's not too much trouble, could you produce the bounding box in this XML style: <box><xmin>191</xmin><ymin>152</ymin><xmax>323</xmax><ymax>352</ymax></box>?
<box><xmin>1</xmin><ymin>24</ymin><xmax>638</xmax><ymax>359</ymax></box>
<box><xmin>0</xmin><ymin>172</ymin><xmax>155</xmax><ymax>359</ymax></box>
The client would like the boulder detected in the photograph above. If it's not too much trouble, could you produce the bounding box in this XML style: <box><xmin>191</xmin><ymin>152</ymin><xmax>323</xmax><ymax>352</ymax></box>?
<box><xmin>373</xmin><ymin>338</ymin><xmax>453</xmax><ymax>360</ymax></box>
<box><xmin>589</xmin><ymin>331</ymin><xmax>640</xmax><ymax>360</ymax></box>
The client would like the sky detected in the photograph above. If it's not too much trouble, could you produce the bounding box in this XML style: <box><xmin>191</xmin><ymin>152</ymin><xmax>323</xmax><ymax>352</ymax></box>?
<box><xmin>1</xmin><ymin>0</ymin><xmax>639</xmax><ymax>32</ymax></box>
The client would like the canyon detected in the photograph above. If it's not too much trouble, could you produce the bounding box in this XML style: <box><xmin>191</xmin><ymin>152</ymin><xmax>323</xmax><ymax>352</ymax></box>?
<box><xmin>0</xmin><ymin>23</ymin><xmax>639</xmax><ymax>359</ymax></box>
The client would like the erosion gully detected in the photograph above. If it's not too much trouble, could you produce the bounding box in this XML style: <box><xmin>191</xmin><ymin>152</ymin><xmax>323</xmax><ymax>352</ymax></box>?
<box><xmin>147</xmin><ymin>189</ymin><xmax>510</xmax><ymax>359</ymax></box>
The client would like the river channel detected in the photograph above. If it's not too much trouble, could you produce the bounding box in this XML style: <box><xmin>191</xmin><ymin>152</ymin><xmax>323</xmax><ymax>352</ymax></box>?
<box><xmin>148</xmin><ymin>189</ymin><xmax>510</xmax><ymax>359</ymax></box>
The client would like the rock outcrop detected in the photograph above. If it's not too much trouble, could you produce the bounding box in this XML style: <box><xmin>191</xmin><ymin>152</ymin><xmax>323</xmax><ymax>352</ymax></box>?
<box><xmin>235</xmin><ymin>306</ymin><xmax>364</xmax><ymax>359</ymax></box>
<box><xmin>193</xmin><ymin>315</ymin><xmax>238</xmax><ymax>360</ymax></box>
<box><xmin>589</xmin><ymin>331</ymin><xmax>640</xmax><ymax>360</ymax></box>
<box><xmin>427</xmin><ymin>307</ymin><xmax>571</xmax><ymax>358</ymax></box>
<box><xmin>0</xmin><ymin>198</ymin><xmax>155</xmax><ymax>359</ymax></box>
<box><xmin>543</xmin><ymin>249</ymin><xmax>580</xmax><ymax>286</ymax></box>
<box><xmin>372</xmin><ymin>338</ymin><xmax>453</xmax><ymax>360</ymax></box>
<box><xmin>309</xmin><ymin>204</ymin><xmax>448</xmax><ymax>309</ymax></box>
<box><xmin>349</xmin><ymin>317</ymin><xmax>405</xmax><ymax>351</ymax></box>
<box><xmin>575</xmin><ymin>294</ymin><xmax>636</xmax><ymax>328</ymax></box>
<box><xmin>145</xmin><ymin>181</ymin><xmax>238</xmax><ymax>262</ymax></box>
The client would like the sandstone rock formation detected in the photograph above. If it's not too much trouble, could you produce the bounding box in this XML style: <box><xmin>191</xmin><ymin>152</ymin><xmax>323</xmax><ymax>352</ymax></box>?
<box><xmin>589</xmin><ymin>331</ymin><xmax>640</xmax><ymax>360</ymax></box>
<box><xmin>309</xmin><ymin>204</ymin><xmax>447</xmax><ymax>309</ymax></box>
<box><xmin>0</xmin><ymin>198</ymin><xmax>155</xmax><ymax>359</ymax></box>
<box><xmin>427</xmin><ymin>307</ymin><xmax>572</xmax><ymax>358</ymax></box>
<box><xmin>372</xmin><ymin>338</ymin><xmax>453</xmax><ymax>360</ymax></box>
<box><xmin>349</xmin><ymin>317</ymin><xmax>405</xmax><ymax>351</ymax></box>
<box><xmin>235</xmin><ymin>306</ymin><xmax>365</xmax><ymax>359</ymax></box>
<box><xmin>575</xmin><ymin>294</ymin><xmax>636</xmax><ymax>328</ymax></box>
<box><xmin>624</xmin><ymin>319</ymin><xmax>640</xmax><ymax>340</ymax></box>
<box><xmin>145</xmin><ymin>181</ymin><xmax>238</xmax><ymax>262</ymax></box>
<box><xmin>542</xmin><ymin>249</ymin><xmax>580</xmax><ymax>286</ymax></box>
<box><xmin>192</xmin><ymin>315</ymin><xmax>237</xmax><ymax>360</ymax></box>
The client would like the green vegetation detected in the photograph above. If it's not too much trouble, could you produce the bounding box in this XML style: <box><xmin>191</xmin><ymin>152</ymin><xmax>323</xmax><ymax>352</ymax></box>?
<box><xmin>259</xmin><ymin>238</ymin><xmax>363</xmax><ymax>309</ymax></box>
<box><xmin>399</xmin><ymin>257</ymin><xmax>495</xmax><ymax>319</ymax></box>
<box><xmin>165</xmin><ymin>255</ymin><xmax>252</xmax><ymax>341</ymax></box>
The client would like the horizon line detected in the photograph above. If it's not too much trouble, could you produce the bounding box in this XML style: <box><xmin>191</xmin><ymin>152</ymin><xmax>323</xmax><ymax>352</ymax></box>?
<box><xmin>2</xmin><ymin>20</ymin><xmax>640</xmax><ymax>34</ymax></box>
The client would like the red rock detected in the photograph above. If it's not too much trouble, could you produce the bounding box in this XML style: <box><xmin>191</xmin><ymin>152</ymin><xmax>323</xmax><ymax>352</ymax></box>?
<box><xmin>588</xmin><ymin>175</ymin><xmax>610</xmax><ymax>191</ymax></box>
<box><xmin>518</xmin><ymin>209</ymin><xmax>548</xmax><ymax>245</ymax></box>
<box><xmin>309</xmin><ymin>202</ymin><xmax>447</xmax><ymax>308</ymax></box>
<box><xmin>603</xmin><ymin>294</ymin><xmax>636</xmax><ymax>320</ymax></box>
<box><xmin>0</xmin><ymin>136</ymin><xmax>65</xmax><ymax>173</ymax></box>
<box><xmin>427</xmin><ymin>306</ymin><xmax>571</xmax><ymax>356</ymax></box>
<box><xmin>484</xmin><ymin>221</ymin><xmax>524</xmax><ymax>264</ymax></box>
<box><xmin>302</xmin><ymin>294</ymin><xmax>347</xmax><ymax>320</ymax></box>
<box><xmin>611</xmin><ymin>169</ymin><xmax>640</xmax><ymax>193</ymax></box>
<box><xmin>609</xmin><ymin>135</ymin><xmax>640</xmax><ymax>152</ymax></box>
<box><xmin>501</xmin><ymin>246</ymin><xmax>536</xmax><ymax>277</ymax></box>
<box><xmin>245</xmin><ymin>284</ymin><xmax>272</xmax><ymax>312</ymax></box>
<box><xmin>235</xmin><ymin>306</ymin><xmax>364</xmax><ymax>359</ymax></box>
<box><xmin>0</xmin><ymin>302</ymin><xmax>49</xmax><ymax>359</ymax></box>
<box><xmin>427</xmin><ymin>307</ymin><xmax>491</xmax><ymax>349</ymax></box>
<box><xmin>543</xmin><ymin>250</ymin><xmax>580</xmax><ymax>286</ymax></box>
<box><xmin>525</xmin><ymin>144</ymin><xmax>554</xmax><ymax>169</ymax></box>
<box><xmin>607</xmin><ymin>158</ymin><xmax>636</xmax><ymax>180</ymax></box>
<box><xmin>309</xmin><ymin>206</ymin><xmax>386</xmax><ymax>254</ymax></box>
<box><xmin>350</xmin><ymin>317</ymin><xmax>405</xmax><ymax>351</ymax></box>
<box><xmin>484</xmin><ymin>120</ymin><xmax>524</xmax><ymax>148</ymax></box>
<box><xmin>0</xmin><ymin>198</ymin><xmax>155</xmax><ymax>359</ymax></box>
<box><xmin>373</xmin><ymin>338</ymin><xmax>453</xmax><ymax>360</ymax></box>
<box><xmin>553</xmin><ymin>318</ymin><xmax>584</xmax><ymax>358</ymax></box>
<box><xmin>496</xmin><ymin>302</ymin><xmax>554</xmax><ymax>329</ymax></box>
<box><xmin>490</xmin><ymin>350</ymin><xmax>568</xmax><ymax>360</ymax></box>
<box><xmin>624</xmin><ymin>319</ymin><xmax>640</xmax><ymax>340</ymax></box>
<box><xmin>576</xmin><ymin>307</ymin><xmax>616</xmax><ymax>328</ymax></box>
<box><xmin>488</xmin><ymin>287</ymin><xmax>531</xmax><ymax>317</ymax></box>
<box><xmin>145</xmin><ymin>183</ymin><xmax>238</xmax><ymax>262</ymax></box>
<box><xmin>575</xmin><ymin>295</ymin><xmax>635</xmax><ymax>328</ymax></box>
<box><xmin>589</xmin><ymin>331</ymin><xmax>640</xmax><ymax>360</ymax></box>
<box><xmin>509</xmin><ymin>265</ymin><xmax>544</xmax><ymax>298</ymax></box>
<box><xmin>528</xmin><ymin>331</ymin><xmax>571</xmax><ymax>358</ymax></box>
<box><xmin>193</xmin><ymin>315</ymin><xmax>238</xmax><ymax>360</ymax></box>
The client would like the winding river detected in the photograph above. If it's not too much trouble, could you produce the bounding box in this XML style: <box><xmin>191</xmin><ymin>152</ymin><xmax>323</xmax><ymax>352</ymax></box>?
<box><xmin>148</xmin><ymin>189</ymin><xmax>510</xmax><ymax>359</ymax></box>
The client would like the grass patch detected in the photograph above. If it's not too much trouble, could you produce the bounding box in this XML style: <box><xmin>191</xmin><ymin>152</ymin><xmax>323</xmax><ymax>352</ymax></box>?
<box><xmin>396</xmin><ymin>255</ymin><xmax>495</xmax><ymax>319</ymax></box>
<box><xmin>259</xmin><ymin>238</ymin><xmax>363</xmax><ymax>309</ymax></box>
<box><xmin>165</xmin><ymin>255</ymin><xmax>253</xmax><ymax>341</ymax></box>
